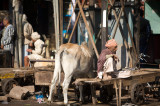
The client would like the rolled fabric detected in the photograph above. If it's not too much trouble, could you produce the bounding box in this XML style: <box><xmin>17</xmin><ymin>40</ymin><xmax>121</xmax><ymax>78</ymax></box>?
<box><xmin>105</xmin><ymin>39</ymin><xmax>117</xmax><ymax>48</ymax></box>
<box><xmin>31</xmin><ymin>32</ymin><xmax>40</xmax><ymax>41</ymax></box>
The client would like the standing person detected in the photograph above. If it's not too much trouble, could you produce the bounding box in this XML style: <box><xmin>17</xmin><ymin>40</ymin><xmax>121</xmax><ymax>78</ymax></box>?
<box><xmin>97</xmin><ymin>39</ymin><xmax>118</xmax><ymax>80</ymax></box>
<box><xmin>22</xmin><ymin>14</ymin><xmax>34</xmax><ymax>66</ymax></box>
<box><xmin>24</xmin><ymin>32</ymin><xmax>45</xmax><ymax>67</ymax></box>
<box><xmin>1</xmin><ymin>16</ymin><xmax>14</xmax><ymax>54</ymax></box>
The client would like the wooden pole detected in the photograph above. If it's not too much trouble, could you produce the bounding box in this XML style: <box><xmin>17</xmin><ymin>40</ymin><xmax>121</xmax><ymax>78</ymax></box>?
<box><xmin>13</xmin><ymin>10</ymin><xmax>19</xmax><ymax>68</ymax></box>
<box><xmin>134</xmin><ymin>0</ymin><xmax>140</xmax><ymax>65</ymax></box>
<box><xmin>120</xmin><ymin>0</ymin><xmax>137</xmax><ymax>59</ymax></box>
<box><xmin>77</xmin><ymin>0</ymin><xmax>99</xmax><ymax>58</ymax></box>
<box><xmin>18</xmin><ymin>13</ymin><xmax>22</xmax><ymax>67</ymax></box>
<box><xmin>114</xmin><ymin>80</ymin><xmax>119</xmax><ymax>106</ymax></box>
<box><xmin>59</xmin><ymin>0</ymin><xmax>63</xmax><ymax>44</ymax></box>
<box><xmin>66</xmin><ymin>1</ymin><xmax>78</xmax><ymax>34</ymax></box>
<box><xmin>68</xmin><ymin>0</ymin><xmax>86</xmax><ymax>43</ymax></box>
<box><xmin>91</xmin><ymin>85</ymin><xmax>96</xmax><ymax>105</ymax></box>
<box><xmin>119</xmin><ymin>79</ymin><xmax>122</xmax><ymax>106</ymax></box>
<box><xmin>109</xmin><ymin>0</ymin><xmax>133</xmax><ymax>67</ymax></box>
<box><xmin>88</xmin><ymin>0</ymin><xmax>95</xmax><ymax>52</ymax></box>
<box><xmin>112</xmin><ymin>7</ymin><xmax>123</xmax><ymax>39</ymax></box>
<box><xmin>101</xmin><ymin>0</ymin><xmax>108</xmax><ymax>50</ymax></box>
<box><xmin>53</xmin><ymin>0</ymin><xmax>60</xmax><ymax>50</ymax></box>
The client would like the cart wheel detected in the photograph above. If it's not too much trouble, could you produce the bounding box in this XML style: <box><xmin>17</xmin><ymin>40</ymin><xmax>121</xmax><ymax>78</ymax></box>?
<box><xmin>2</xmin><ymin>79</ymin><xmax>18</xmax><ymax>95</ymax></box>
<box><xmin>131</xmin><ymin>83</ymin><xmax>145</xmax><ymax>105</ymax></box>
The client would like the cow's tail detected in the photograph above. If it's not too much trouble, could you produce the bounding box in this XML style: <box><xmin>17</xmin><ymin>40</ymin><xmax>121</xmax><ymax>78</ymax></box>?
<box><xmin>48</xmin><ymin>49</ymin><xmax>63</xmax><ymax>101</ymax></box>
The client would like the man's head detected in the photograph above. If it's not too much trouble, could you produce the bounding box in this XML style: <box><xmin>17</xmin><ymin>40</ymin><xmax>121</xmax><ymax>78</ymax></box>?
<box><xmin>3</xmin><ymin>16</ymin><xmax>10</xmax><ymax>27</ymax></box>
<box><xmin>105</xmin><ymin>39</ymin><xmax>118</xmax><ymax>53</ymax></box>
<box><xmin>31</xmin><ymin>32</ymin><xmax>40</xmax><ymax>42</ymax></box>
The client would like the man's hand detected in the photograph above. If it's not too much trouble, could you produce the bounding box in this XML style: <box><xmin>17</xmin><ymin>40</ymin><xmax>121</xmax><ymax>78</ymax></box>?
<box><xmin>26</xmin><ymin>49</ymin><xmax>32</xmax><ymax>53</ymax></box>
<box><xmin>29</xmin><ymin>42</ymin><xmax>33</xmax><ymax>47</ymax></box>
<box><xmin>1</xmin><ymin>45</ymin><xmax>4</xmax><ymax>49</ymax></box>
<box><xmin>113</xmin><ymin>54</ymin><xmax>119</xmax><ymax>62</ymax></box>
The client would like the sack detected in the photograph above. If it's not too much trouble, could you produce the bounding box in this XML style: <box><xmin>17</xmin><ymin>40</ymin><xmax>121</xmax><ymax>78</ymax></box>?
<box><xmin>117</xmin><ymin>69</ymin><xmax>131</xmax><ymax>78</ymax></box>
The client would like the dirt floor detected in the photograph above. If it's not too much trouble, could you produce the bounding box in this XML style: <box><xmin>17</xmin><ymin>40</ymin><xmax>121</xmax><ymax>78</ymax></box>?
<box><xmin>1</xmin><ymin>89</ymin><xmax>160</xmax><ymax>106</ymax></box>
<box><xmin>1</xmin><ymin>97</ymin><xmax>160</xmax><ymax>106</ymax></box>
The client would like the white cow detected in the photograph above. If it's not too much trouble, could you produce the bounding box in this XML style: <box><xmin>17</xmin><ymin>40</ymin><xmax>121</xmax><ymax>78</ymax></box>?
<box><xmin>48</xmin><ymin>42</ymin><xmax>94</xmax><ymax>104</ymax></box>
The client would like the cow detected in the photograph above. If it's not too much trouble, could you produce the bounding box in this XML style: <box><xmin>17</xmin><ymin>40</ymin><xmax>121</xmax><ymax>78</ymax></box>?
<box><xmin>48</xmin><ymin>42</ymin><xmax>94</xmax><ymax>104</ymax></box>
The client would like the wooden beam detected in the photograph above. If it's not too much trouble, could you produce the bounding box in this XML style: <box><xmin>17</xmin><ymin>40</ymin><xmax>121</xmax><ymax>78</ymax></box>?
<box><xmin>77</xmin><ymin>0</ymin><xmax>99</xmax><ymax>58</ymax></box>
<box><xmin>112</xmin><ymin>7</ymin><xmax>124</xmax><ymax>39</ymax></box>
<box><xmin>59</xmin><ymin>0</ymin><xmax>63</xmax><ymax>44</ymax></box>
<box><xmin>109</xmin><ymin>0</ymin><xmax>133</xmax><ymax>67</ymax></box>
<box><xmin>134</xmin><ymin>0</ymin><xmax>141</xmax><ymax>64</ymax></box>
<box><xmin>66</xmin><ymin>1</ymin><xmax>78</xmax><ymax>34</ymax></box>
<box><xmin>120</xmin><ymin>0</ymin><xmax>137</xmax><ymax>59</ymax></box>
<box><xmin>68</xmin><ymin>0</ymin><xmax>85</xmax><ymax>43</ymax></box>
<box><xmin>88</xmin><ymin>0</ymin><xmax>95</xmax><ymax>52</ymax></box>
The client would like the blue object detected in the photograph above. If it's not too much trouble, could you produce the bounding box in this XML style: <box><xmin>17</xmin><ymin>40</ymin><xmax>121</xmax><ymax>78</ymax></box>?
<box><xmin>35</xmin><ymin>94</ymin><xmax>44</xmax><ymax>100</ymax></box>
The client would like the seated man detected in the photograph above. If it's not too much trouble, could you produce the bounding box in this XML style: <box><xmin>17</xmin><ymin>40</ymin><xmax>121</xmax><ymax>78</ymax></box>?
<box><xmin>97</xmin><ymin>39</ymin><xmax>118</xmax><ymax>80</ymax></box>
<box><xmin>24</xmin><ymin>32</ymin><xmax>45</xmax><ymax>67</ymax></box>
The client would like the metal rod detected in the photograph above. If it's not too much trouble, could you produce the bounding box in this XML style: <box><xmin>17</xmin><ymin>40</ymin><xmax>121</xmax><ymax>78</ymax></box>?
<box><xmin>77</xmin><ymin>0</ymin><xmax>99</xmax><ymax>58</ymax></box>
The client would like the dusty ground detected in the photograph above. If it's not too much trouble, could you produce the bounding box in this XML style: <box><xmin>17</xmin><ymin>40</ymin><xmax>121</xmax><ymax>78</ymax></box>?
<box><xmin>1</xmin><ymin>90</ymin><xmax>160</xmax><ymax>106</ymax></box>
<box><xmin>1</xmin><ymin>98</ymin><xmax>160</xmax><ymax>106</ymax></box>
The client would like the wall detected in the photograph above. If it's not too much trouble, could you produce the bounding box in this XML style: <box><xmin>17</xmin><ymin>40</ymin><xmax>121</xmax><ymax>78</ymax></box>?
<box><xmin>145</xmin><ymin>1</ymin><xmax>160</xmax><ymax>34</ymax></box>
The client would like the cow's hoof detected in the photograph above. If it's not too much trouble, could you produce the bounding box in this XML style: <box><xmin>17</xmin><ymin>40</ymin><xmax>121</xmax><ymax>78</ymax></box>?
<box><xmin>46</xmin><ymin>101</ymin><xmax>52</xmax><ymax>105</ymax></box>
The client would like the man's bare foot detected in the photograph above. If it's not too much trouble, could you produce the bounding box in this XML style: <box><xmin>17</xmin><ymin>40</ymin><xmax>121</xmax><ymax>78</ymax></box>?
<box><xmin>103</xmin><ymin>73</ymin><xmax>112</xmax><ymax>80</ymax></box>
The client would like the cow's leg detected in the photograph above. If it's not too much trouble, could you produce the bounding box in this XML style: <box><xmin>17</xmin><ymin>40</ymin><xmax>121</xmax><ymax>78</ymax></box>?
<box><xmin>62</xmin><ymin>75</ymin><xmax>72</xmax><ymax>104</ymax></box>
<box><xmin>48</xmin><ymin>75</ymin><xmax>58</xmax><ymax>101</ymax></box>
<box><xmin>48</xmin><ymin>53</ymin><xmax>61</xmax><ymax>102</ymax></box>
<box><xmin>79</xmin><ymin>85</ymin><xmax>84</xmax><ymax>103</ymax></box>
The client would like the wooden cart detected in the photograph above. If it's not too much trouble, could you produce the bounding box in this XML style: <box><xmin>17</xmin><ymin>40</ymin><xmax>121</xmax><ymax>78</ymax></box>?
<box><xmin>74</xmin><ymin>68</ymin><xmax>160</xmax><ymax>106</ymax></box>
<box><xmin>0</xmin><ymin>67</ymin><xmax>54</xmax><ymax>95</ymax></box>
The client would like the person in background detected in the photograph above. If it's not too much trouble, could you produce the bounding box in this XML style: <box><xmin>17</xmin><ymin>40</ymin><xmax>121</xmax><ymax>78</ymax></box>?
<box><xmin>97</xmin><ymin>39</ymin><xmax>118</xmax><ymax>80</ymax></box>
<box><xmin>22</xmin><ymin>14</ymin><xmax>34</xmax><ymax>66</ymax></box>
<box><xmin>0</xmin><ymin>22</ymin><xmax>4</xmax><ymax>39</ymax></box>
<box><xmin>24</xmin><ymin>32</ymin><xmax>45</xmax><ymax>67</ymax></box>
<box><xmin>0</xmin><ymin>22</ymin><xmax>4</xmax><ymax>32</ymax></box>
<box><xmin>1</xmin><ymin>16</ymin><xmax>14</xmax><ymax>54</ymax></box>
